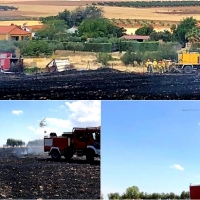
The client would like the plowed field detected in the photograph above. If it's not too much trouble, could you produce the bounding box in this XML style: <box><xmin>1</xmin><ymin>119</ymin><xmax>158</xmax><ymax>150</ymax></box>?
<box><xmin>0</xmin><ymin>148</ymin><xmax>100</xmax><ymax>199</ymax></box>
<box><xmin>1</xmin><ymin>69</ymin><xmax>200</xmax><ymax>100</ymax></box>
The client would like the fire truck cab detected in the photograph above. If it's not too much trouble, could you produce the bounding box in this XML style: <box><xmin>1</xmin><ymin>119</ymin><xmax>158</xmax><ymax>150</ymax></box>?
<box><xmin>44</xmin><ymin>126</ymin><xmax>100</xmax><ymax>163</ymax></box>
<box><xmin>190</xmin><ymin>184</ymin><xmax>200</xmax><ymax>199</ymax></box>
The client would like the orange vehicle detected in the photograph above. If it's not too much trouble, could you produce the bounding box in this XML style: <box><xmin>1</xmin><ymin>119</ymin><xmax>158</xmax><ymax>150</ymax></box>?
<box><xmin>44</xmin><ymin>126</ymin><xmax>100</xmax><ymax>163</ymax></box>
<box><xmin>190</xmin><ymin>184</ymin><xmax>200</xmax><ymax>199</ymax></box>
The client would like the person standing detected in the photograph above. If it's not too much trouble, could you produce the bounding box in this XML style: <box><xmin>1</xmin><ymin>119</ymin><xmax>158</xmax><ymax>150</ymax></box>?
<box><xmin>153</xmin><ymin>59</ymin><xmax>158</xmax><ymax>73</ymax></box>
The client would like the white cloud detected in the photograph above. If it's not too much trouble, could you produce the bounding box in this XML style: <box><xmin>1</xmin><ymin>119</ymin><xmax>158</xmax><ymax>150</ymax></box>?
<box><xmin>65</xmin><ymin>100</ymin><xmax>101</xmax><ymax>126</ymax></box>
<box><xmin>12</xmin><ymin>110</ymin><xmax>23</xmax><ymax>115</ymax></box>
<box><xmin>28</xmin><ymin>100</ymin><xmax>101</xmax><ymax>137</ymax></box>
<box><xmin>170</xmin><ymin>164</ymin><xmax>184</xmax><ymax>171</ymax></box>
<box><xmin>59</xmin><ymin>105</ymin><xmax>66</xmax><ymax>109</ymax></box>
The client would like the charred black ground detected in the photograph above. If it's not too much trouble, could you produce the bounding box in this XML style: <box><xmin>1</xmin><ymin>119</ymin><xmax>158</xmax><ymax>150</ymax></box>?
<box><xmin>0</xmin><ymin>148</ymin><xmax>100</xmax><ymax>199</ymax></box>
<box><xmin>0</xmin><ymin>69</ymin><xmax>200</xmax><ymax>100</ymax></box>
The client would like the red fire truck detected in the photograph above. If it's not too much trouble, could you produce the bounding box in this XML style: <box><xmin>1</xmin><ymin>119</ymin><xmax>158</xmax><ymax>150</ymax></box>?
<box><xmin>44</xmin><ymin>126</ymin><xmax>100</xmax><ymax>163</ymax></box>
<box><xmin>190</xmin><ymin>184</ymin><xmax>200</xmax><ymax>199</ymax></box>
<box><xmin>0</xmin><ymin>52</ymin><xmax>23</xmax><ymax>72</ymax></box>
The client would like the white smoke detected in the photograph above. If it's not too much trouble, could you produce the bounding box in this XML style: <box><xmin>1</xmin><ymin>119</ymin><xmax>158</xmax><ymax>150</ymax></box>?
<box><xmin>27</xmin><ymin>146</ymin><xmax>44</xmax><ymax>155</ymax></box>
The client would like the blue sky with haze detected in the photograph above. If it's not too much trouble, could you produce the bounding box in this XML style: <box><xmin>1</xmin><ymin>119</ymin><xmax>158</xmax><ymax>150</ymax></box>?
<box><xmin>0</xmin><ymin>100</ymin><xmax>100</xmax><ymax>146</ymax></box>
<box><xmin>101</xmin><ymin>100</ymin><xmax>200</xmax><ymax>199</ymax></box>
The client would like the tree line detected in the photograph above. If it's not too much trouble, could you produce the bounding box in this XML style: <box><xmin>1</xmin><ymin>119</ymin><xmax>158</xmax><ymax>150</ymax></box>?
<box><xmin>94</xmin><ymin>1</ymin><xmax>200</xmax><ymax>8</ymax></box>
<box><xmin>106</xmin><ymin>185</ymin><xmax>190</xmax><ymax>199</ymax></box>
<box><xmin>6</xmin><ymin>138</ymin><xmax>25</xmax><ymax>147</ymax></box>
<box><xmin>0</xmin><ymin>5</ymin><xmax>18</xmax><ymax>11</ymax></box>
<box><xmin>135</xmin><ymin>17</ymin><xmax>198</xmax><ymax>46</ymax></box>
<box><xmin>5</xmin><ymin>139</ymin><xmax>44</xmax><ymax>147</ymax></box>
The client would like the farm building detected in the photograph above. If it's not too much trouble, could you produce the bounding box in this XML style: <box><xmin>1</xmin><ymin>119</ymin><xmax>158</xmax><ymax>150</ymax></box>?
<box><xmin>121</xmin><ymin>35</ymin><xmax>150</xmax><ymax>42</ymax></box>
<box><xmin>22</xmin><ymin>24</ymin><xmax>44</xmax><ymax>37</ymax></box>
<box><xmin>0</xmin><ymin>25</ymin><xmax>32</xmax><ymax>41</ymax></box>
<box><xmin>67</xmin><ymin>26</ymin><xmax>78</xmax><ymax>34</ymax></box>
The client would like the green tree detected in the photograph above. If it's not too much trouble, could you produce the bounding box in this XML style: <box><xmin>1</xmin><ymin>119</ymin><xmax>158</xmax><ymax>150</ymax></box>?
<box><xmin>35</xmin><ymin>19</ymin><xmax>68</xmax><ymax>40</ymax></box>
<box><xmin>135</xmin><ymin>25</ymin><xmax>154</xmax><ymax>35</ymax></box>
<box><xmin>20</xmin><ymin>40</ymin><xmax>53</xmax><ymax>57</ymax></box>
<box><xmin>96</xmin><ymin>52</ymin><xmax>112</xmax><ymax>66</ymax></box>
<box><xmin>6</xmin><ymin>138</ymin><xmax>25</xmax><ymax>147</ymax></box>
<box><xmin>180</xmin><ymin>191</ymin><xmax>190</xmax><ymax>199</ymax></box>
<box><xmin>39</xmin><ymin>16</ymin><xmax>58</xmax><ymax>24</ymax></box>
<box><xmin>49</xmin><ymin>42</ymin><xmax>65</xmax><ymax>54</ymax></box>
<box><xmin>150</xmin><ymin>31</ymin><xmax>161</xmax><ymax>41</ymax></box>
<box><xmin>134</xmin><ymin>51</ymin><xmax>143</xmax><ymax>65</ymax></box>
<box><xmin>78</xmin><ymin>18</ymin><xmax>125</xmax><ymax>38</ymax></box>
<box><xmin>170</xmin><ymin>24</ymin><xmax>177</xmax><ymax>33</ymax></box>
<box><xmin>124</xmin><ymin>185</ymin><xmax>140</xmax><ymax>199</ymax></box>
<box><xmin>161</xmin><ymin>30</ymin><xmax>173</xmax><ymax>42</ymax></box>
<box><xmin>0</xmin><ymin>41</ymin><xmax>16</xmax><ymax>54</ymax></box>
<box><xmin>121</xmin><ymin>50</ymin><xmax>133</xmax><ymax>66</ymax></box>
<box><xmin>173</xmin><ymin>17</ymin><xmax>197</xmax><ymax>45</ymax></box>
<box><xmin>108</xmin><ymin>192</ymin><xmax>120</xmax><ymax>199</ymax></box>
<box><xmin>71</xmin><ymin>6</ymin><xmax>104</xmax><ymax>26</ymax></box>
<box><xmin>57</xmin><ymin>9</ymin><xmax>73</xmax><ymax>27</ymax></box>
<box><xmin>185</xmin><ymin>27</ymin><xmax>200</xmax><ymax>44</ymax></box>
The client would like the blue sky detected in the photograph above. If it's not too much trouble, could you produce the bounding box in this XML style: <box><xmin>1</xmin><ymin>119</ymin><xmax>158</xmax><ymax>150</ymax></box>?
<box><xmin>101</xmin><ymin>100</ymin><xmax>200</xmax><ymax>199</ymax></box>
<box><xmin>0</xmin><ymin>100</ymin><xmax>100</xmax><ymax>146</ymax></box>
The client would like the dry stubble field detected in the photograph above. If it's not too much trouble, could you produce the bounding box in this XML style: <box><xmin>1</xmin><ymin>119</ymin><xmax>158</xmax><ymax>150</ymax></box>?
<box><xmin>1</xmin><ymin>0</ymin><xmax>200</xmax><ymax>21</ymax></box>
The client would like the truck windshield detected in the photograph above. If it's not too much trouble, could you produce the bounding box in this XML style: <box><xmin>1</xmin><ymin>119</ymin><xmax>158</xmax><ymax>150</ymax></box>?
<box><xmin>92</xmin><ymin>132</ymin><xmax>100</xmax><ymax>142</ymax></box>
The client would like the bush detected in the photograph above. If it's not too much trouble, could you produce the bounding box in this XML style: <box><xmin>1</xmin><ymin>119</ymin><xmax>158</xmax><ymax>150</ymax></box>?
<box><xmin>121</xmin><ymin>51</ymin><xmax>133</xmax><ymax>66</ymax></box>
<box><xmin>20</xmin><ymin>40</ymin><xmax>53</xmax><ymax>57</ymax></box>
<box><xmin>65</xmin><ymin>42</ymin><xmax>84</xmax><ymax>53</ymax></box>
<box><xmin>49</xmin><ymin>42</ymin><xmax>65</xmax><ymax>53</ymax></box>
<box><xmin>84</xmin><ymin>43</ymin><xmax>112</xmax><ymax>52</ymax></box>
<box><xmin>120</xmin><ymin>41</ymin><xmax>159</xmax><ymax>52</ymax></box>
<box><xmin>89</xmin><ymin>37</ymin><xmax>109</xmax><ymax>43</ymax></box>
<box><xmin>24</xmin><ymin>67</ymin><xmax>40</xmax><ymax>74</ymax></box>
<box><xmin>0</xmin><ymin>40</ymin><xmax>16</xmax><ymax>54</ymax></box>
<box><xmin>121</xmin><ymin>51</ymin><xmax>144</xmax><ymax>66</ymax></box>
<box><xmin>96</xmin><ymin>52</ymin><xmax>112</xmax><ymax>66</ymax></box>
<box><xmin>120</xmin><ymin>41</ymin><xmax>140</xmax><ymax>51</ymax></box>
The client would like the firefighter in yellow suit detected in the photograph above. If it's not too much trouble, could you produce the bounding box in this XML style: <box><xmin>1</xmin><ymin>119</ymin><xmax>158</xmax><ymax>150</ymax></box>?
<box><xmin>158</xmin><ymin>61</ymin><xmax>163</xmax><ymax>74</ymax></box>
<box><xmin>168</xmin><ymin>60</ymin><xmax>172</xmax><ymax>72</ymax></box>
<box><xmin>152</xmin><ymin>59</ymin><xmax>158</xmax><ymax>73</ymax></box>
<box><xmin>161</xmin><ymin>59</ymin><xmax>166</xmax><ymax>73</ymax></box>
<box><xmin>145</xmin><ymin>59</ymin><xmax>150</xmax><ymax>73</ymax></box>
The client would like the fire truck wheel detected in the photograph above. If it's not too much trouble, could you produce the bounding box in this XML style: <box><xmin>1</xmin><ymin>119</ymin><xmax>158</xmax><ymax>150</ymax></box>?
<box><xmin>51</xmin><ymin>149</ymin><xmax>61</xmax><ymax>160</ymax></box>
<box><xmin>86</xmin><ymin>149</ymin><xmax>94</xmax><ymax>164</ymax></box>
<box><xmin>183</xmin><ymin>65</ymin><xmax>193</xmax><ymax>74</ymax></box>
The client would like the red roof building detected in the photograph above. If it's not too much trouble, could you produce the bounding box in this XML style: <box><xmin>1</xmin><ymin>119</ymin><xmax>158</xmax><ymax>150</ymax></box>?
<box><xmin>121</xmin><ymin>35</ymin><xmax>150</xmax><ymax>42</ymax></box>
<box><xmin>0</xmin><ymin>25</ymin><xmax>32</xmax><ymax>41</ymax></box>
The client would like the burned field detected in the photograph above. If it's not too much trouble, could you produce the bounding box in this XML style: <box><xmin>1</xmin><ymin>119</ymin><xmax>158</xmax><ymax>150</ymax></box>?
<box><xmin>1</xmin><ymin>69</ymin><xmax>200</xmax><ymax>100</ymax></box>
<box><xmin>0</xmin><ymin>148</ymin><xmax>100</xmax><ymax>199</ymax></box>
